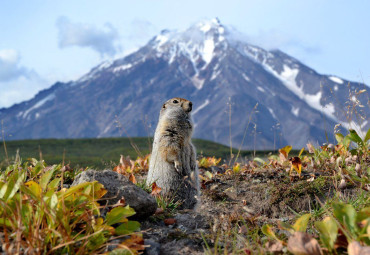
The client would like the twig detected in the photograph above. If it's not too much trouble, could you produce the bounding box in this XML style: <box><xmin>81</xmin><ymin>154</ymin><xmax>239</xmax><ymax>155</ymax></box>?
<box><xmin>1</xmin><ymin>120</ymin><xmax>9</xmax><ymax>165</ymax></box>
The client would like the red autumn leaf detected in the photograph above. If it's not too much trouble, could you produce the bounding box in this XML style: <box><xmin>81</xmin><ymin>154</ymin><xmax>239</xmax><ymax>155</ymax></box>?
<box><xmin>112</xmin><ymin>197</ymin><xmax>126</xmax><ymax>208</ymax></box>
<box><xmin>129</xmin><ymin>173</ymin><xmax>137</xmax><ymax>184</ymax></box>
<box><xmin>120</xmin><ymin>155</ymin><xmax>132</xmax><ymax>167</ymax></box>
<box><xmin>113</xmin><ymin>164</ymin><xmax>126</xmax><ymax>175</ymax></box>
<box><xmin>151</xmin><ymin>182</ymin><xmax>162</xmax><ymax>196</ymax></box>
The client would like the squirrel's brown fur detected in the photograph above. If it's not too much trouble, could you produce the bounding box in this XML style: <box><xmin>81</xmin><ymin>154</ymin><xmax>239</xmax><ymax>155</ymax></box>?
<box><xmin>147</xmin><ymin>98</ymin><xmax>199</xmax><ymax>209</ymax></box>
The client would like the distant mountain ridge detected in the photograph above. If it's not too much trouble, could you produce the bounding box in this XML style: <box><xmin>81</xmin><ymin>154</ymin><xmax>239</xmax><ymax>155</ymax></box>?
<box><xmin>0</xmin><ymin>18</ymin><xmax>368</xmax><ymax>149</ymax></box>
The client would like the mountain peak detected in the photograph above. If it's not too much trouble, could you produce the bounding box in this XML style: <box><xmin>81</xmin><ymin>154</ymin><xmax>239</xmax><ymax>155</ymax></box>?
<box><xmin>149</xmin><ymin>18</ymin><xmax>228</xmax><ymax>68</ymax></box>
<box><xmin>192</xmin><ymin>17</ymin><xmax>225</xmax><ymax>34</ymax></box>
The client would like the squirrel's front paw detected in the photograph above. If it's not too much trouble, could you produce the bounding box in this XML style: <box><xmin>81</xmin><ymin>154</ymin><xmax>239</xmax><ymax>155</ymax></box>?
<box><xmin>174</xmin><ymin>161</ymin><xmax>181</xmax><ymax>173</ymax></box>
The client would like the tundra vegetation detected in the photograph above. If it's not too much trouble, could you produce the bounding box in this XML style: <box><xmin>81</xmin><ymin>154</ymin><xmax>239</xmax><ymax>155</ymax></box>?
<box><xmin>0</xmin><ymin>127</ymin><xmax>368</xmax><ymax>254</ymax></box>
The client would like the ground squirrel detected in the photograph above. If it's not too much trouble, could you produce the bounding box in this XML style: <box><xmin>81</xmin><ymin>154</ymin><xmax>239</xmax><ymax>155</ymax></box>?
<box><xmin>147</xmin><ymin>97</ymin><xmax>199</xmax><ymax>209</ymax></box>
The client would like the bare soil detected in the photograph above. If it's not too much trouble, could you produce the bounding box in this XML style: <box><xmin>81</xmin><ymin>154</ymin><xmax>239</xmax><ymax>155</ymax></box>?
<box><xmin>139</xmin><ymin>167</ymin><xmax>360</xmax><ymax>254</ymax></box>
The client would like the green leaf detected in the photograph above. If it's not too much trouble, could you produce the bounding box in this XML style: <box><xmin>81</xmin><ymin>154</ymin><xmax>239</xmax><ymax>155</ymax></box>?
<box><xmin>63</xmin><ymin>182</ymin><xmax>91</xmax><ymax>198</ymax></box>
<box><xmin>278</xmin><ymin>221</ymin><xmax>295</xmax><ymax>234</ymax></box>
<box><xmin>315</xmin><ymin>216</ymin><xmax>338</xmax><ymax>251</ymax></box>
<box><xmin>333</xmin><ymin>203</ymin><xmax>357</xmax><ymax>236</ymax></box>
<box><xmin>261</xmin><ymin>224</ymin><xmax>280</xmax><ymax>241</ymax></box>
<box><xmin>357</xmin><ymin>207</ymin><xmax>370</xmax><ymax>222</ymax></box>
<box><xmin>364</xmin><ymin>128</ymin><xmax>370</xmax><ymax>143</ymax></box>
<box><xmin>343</xmin><ymin>136</ymin><xmax>351</xmax><ymax>148</ymax></box>
<box><xmin>106</xmin><ymin>206</ymin><xmax>136</xmax><ymax>226</ymax></box>
<box><xmin>87</xmin><ymin>232</ymin><xmax>107</xmax><ymax>251</ymax></box>
<box><xmin>3</xmin><ymin>172</ymin><xmax>25</xmax><ymax>201</ymax></box>
<box><xmin>0</xmin><ymin>218</ymin><xmax>13</xmax><ymax>228</ymax></box>
<box><xmin>253</xmin><ymin>157</ymin><xmax>265</xmax><ymax>165</ymax></box>
<box><xmin>40</xmin><ymin>166</ymin><xmax>56</xmax><ymax>190</ymax></box>
<box><xmin>0</xmin><ymin>183</ymin><xmax>8</xmax><ymax>198</ymax></box>
<box><xmin>48</xmin><ymin>178</ymin><xmax>60</xmax><ymax>190</ymax></box>
<box><xmin>347</xmin><ymin>129</ymin><xmax>364</xmax><ymax>147</ymax></box>
<box><xmin>204</xmin><ymin>171</ymin><xmax>213</xmax><ymax>179</ymax></box>
<box><xmin>293</xmin><ymin>213</ymin><xmax>311</xmax><ymax>232</ymax></box>
<box><xmin>49</xmin><ymin>193</ymin><xmax>58</xmax><ymax>209</ymax></box>
<box><xmin>335</xmin><ymin>133</ymin><xmax>344</xmax><ymax>143</ymax></box>
<box><xmin>109</xmin><ymin>249</ymin><xmax>132</xmax><ymax>255</ymax></box>
<box><xmin>115</xmin><ymin>221</ymin><xmax>141</xmax><ymax>235</ymax></box>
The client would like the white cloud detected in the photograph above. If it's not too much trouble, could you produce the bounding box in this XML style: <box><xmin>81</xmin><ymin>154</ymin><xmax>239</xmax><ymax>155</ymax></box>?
<box><xmin>228</xmin><ymin>26</ymin><xmax>321</xmax><ymax>56</ymax></box>
<box><xmin>56</xmin><ymin>16</ymin><xmax>120</xmax><ymax>57</ymax></box>
<box><xmin>0</xmin><ymin>76</ymin><xmax>48</xmax><ymax>109</ymax></box>
<box><xmin>0</xmin><ymin>49</ymin><xmax>47</xmax><ymax>108</ymax></box>
<box><xmin>0</xmin><ymin>49</ymin><xmax>34</xmax><ymax>82</ymax></box>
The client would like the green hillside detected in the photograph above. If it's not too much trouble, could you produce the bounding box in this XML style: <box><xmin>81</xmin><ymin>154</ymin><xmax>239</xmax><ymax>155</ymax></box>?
<box><xmin>0</xmin><ymin>137</ymin><xmax>276</xmax><ymax>169</ymax></box>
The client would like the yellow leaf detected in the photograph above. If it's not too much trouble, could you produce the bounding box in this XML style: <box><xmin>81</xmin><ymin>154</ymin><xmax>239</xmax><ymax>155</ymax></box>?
<box><xmin>298</xmin><ymin>147</ymin><xmax>305</xmax><ymax>157</ymax></box>
<box><xmin>233</xmin><ymin>163</ymin><xmax>240</xmax><ymax>173</ymax></box>
<box><xmin>25</xmin><ymin>181</ymin><xmax>42</xmax><ymax>197</ymax></box>
<box><xmin>290</xmin><ymin>157</ymin><xmax>302</xmax><ymax>176</ymax></box>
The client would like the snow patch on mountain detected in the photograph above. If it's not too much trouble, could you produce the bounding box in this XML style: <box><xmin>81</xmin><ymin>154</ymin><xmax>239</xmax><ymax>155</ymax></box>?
<box><xmin>329</xmin><ymin>76</ymin><xmax>344</xmax><ymax>84</ymax></box>
<box><xmin>257</xmin><ymin>86</ymin><xmax>265</xmax><ymax>92</ymax></box>
<box><xmin>242</xmin><ymin>73</ymin><xmax>250</xmax><ymax>82</ymax></box>
<box><xmin>23</xmin><ymin>94</ymin><xmax>55</xmax><ymax>118</ymax></box>
<box><xmin>78</xmin><ymin>61</ymin><xmax>112</xmax><ymax>82</ymax></box>
<box><xmin>193</xmin><ymin>99</ymin><xmax>210</xmax><ymax>115</ymax></box>
<box><xmin>264</xmin><ymin>64</ymin><xmax>338</xmax><ymax>122</ymax></box>
<box><xmin>156</xmin><ymin>34</ymin><xmax>169</xmax><ymax>47</ymax></box>
<box><xmin>191</xmin><ymin>76</ymin><xmax>205</xmax><ymax>90</ymax></box>
<box><xmin>152</xmin><ymin>19</ymin><xmax>226</xmax><ymax>69</ymax></box>
<box><xmin>203</xmin><ymin>38</ymin><xmax>215</xmax><ymax>64</ymax></box>
<box><xmin>211</xmin><ymin>69</ymin><xmax>221</xmax><ymax>81</ymax></box>
<box><xmin>291</xmin><ymin>107</ymin><xmax>300</xmax><ymax>117</ymax></box>
<box><xmin>113</xmin><ymin>64</ymin><xmax>132</xmax><ymax>73</ymax></box>
<box><xmin>268</xmin><ymin>107</ymin><xmax>277</xmax><ymax>120</ymax></box>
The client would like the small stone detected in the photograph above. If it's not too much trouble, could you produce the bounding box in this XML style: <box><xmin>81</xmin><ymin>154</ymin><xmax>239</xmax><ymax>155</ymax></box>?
<box><xmin>144</xmin><ymin>239</ymin><xmax>161</xmax><ymax>255</ymax></box>
<box><xmin>339</xmin><ymin>178</ymin><xmax>346</xmax><ymax>189</ymax></box>
<box><xmin>355</xmin><ymin>164</ymin><xmax>361</xmax><ymax>175</ymax></box>
<box><xmin>72</xmin><ymin>169</ymin><xmax>157</xmax><ymax>219</ymax></box>
<box><xmin>164</xmin><ymin>218</ymin><xmax>177</xmax><ymax>226</ymax></box>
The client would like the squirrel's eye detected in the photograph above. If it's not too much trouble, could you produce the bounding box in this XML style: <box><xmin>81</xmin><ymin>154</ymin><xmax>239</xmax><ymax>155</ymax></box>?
<box><xmin>172</xmin><ymin>99</ymin><xmax>179</xmax><ymax>104</ymax></box>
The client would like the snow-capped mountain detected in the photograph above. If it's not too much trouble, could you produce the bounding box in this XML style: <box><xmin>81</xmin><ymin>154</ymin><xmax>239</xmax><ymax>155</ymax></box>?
<box><xmin>1</xmin><ymin>18</ymin><xmax>368</xmax><ymax>149</ymax></box>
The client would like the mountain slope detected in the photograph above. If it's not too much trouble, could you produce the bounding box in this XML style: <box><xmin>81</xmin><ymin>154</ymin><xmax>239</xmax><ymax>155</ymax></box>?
<box><xmin>0</xmin><ymin>18</ymin><xmax>368</xmax><ymax>149</ymax></box>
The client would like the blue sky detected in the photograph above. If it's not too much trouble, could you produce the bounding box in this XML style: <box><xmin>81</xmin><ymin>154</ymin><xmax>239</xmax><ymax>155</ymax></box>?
<box><xmin>0</xmin><ymin>0</ymin><xmax>369</xmax><ymax>108</ymax></box>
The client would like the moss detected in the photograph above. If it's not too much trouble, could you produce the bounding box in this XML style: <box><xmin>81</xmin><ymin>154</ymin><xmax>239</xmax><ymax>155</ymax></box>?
<box><xmin>168</xmin><ymin>229</ymin><xmax>189</xmax><ymax>240</ymax></box>
<box><xmin>268</xmin><ymin>176</ymin><xmax>331</xmax><ymax>206</ymax></box>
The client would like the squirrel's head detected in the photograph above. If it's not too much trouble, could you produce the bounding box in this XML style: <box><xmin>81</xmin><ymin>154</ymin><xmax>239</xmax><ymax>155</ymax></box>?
<box><xmin>161</xmin><ymin>98</ymin><xmax>193</xmax><ymax>116</ymax></box>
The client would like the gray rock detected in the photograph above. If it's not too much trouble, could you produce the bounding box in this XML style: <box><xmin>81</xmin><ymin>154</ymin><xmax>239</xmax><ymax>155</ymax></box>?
<box><xmin>72</xmin><ymin>169</ymin><xmax>157</xmax><ymax>219</ymax></box>
<box><xmin>209</xmin><ymin>166</ymin><xmax>225</xmax><ymax>174</ymax></box>
<box><xmin>144</xmin><ymin>239</ymin><xmax>161</xmax><ymax>255</ymax></box>
<box><xmin>175</xmin><ymin>213</ymin><xmax>209</xmax><ymax>230</ymax></box>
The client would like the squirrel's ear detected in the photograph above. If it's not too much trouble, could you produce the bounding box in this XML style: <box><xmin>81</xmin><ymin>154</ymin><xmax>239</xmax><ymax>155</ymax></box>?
<box><xmin>162</xmin><ymin>103</ymin><xmax>166</xmax><ymax>109</ymax></box>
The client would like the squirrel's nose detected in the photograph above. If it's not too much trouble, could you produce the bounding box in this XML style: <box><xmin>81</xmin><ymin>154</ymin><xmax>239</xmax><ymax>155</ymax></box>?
<box><xmin>188</xmin><ymin>102</ymin><xmax>192</xmax><ymax>112</ymax></box>
<box><xmin>184</xmin><ymin>101</ymin><xmax>192</xmax><ymax>112</ymax></box>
